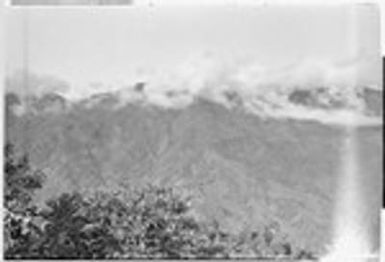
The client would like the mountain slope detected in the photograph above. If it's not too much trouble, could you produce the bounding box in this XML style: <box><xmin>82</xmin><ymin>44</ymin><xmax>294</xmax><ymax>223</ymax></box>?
<box><xmin>5</xmin><ymin>92</ymin><xmax>382</xmax><ymax>255</ymax></box>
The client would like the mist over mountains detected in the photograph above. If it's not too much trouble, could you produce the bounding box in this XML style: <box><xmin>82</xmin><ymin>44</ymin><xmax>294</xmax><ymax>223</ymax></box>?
<box><xmin>5</xmin><ymin>68</ymin><xmax>383</xmax><ymax>126</ymax></box>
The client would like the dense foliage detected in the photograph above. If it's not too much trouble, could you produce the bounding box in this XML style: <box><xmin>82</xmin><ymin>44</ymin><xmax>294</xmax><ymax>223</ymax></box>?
<box><xmin>4</xmin><ymin>143</ymin><xmax>315</xmax><ymax>259</ymax></box>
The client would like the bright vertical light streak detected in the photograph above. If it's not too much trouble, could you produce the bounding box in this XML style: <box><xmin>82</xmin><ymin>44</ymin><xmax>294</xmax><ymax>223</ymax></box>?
<box><xmin>322</xmin><ymin>126</ymin><xmax>377</xmax><ymax>261</ymax></box>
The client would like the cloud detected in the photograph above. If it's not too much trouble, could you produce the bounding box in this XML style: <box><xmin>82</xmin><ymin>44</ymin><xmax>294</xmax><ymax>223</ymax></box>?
<box><xmin>6</xmin><ymin>70</ymin><xmax>70</xmax><ymax>97</ymax></box>
<box><xmin>6</xmin><ymin>53</ymin><xmax>381</xmax><ymax>126</ymax></box>
<box><xmin>133</xmin><ymin>53</ymin><xmax>378</xmax><ymax>103</ymax></box>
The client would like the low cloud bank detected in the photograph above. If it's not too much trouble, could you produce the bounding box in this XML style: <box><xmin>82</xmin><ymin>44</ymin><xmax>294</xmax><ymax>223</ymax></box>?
<box><xmin>6</xmin><ymin>54</ymin><xmax>382</xmax><ymax>126</ymax></box>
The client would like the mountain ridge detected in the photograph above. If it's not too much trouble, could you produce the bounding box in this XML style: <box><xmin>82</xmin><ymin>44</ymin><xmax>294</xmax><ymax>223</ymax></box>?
<box><xmin>5</xmin><ymin>82</ymin><xmax>383</xmax><ymax>126</ymax></box>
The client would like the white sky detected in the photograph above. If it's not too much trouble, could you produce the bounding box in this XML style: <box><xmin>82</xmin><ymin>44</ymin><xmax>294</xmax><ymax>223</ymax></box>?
<box><xmin>4</xmin><ymin>3</ymin><xmax>381</xmax><ymax>92</ymax></box>
<box><xmin>378</xmin><ymin>0</ymin><xmax>385</xmax><ymax>55</ymax></box>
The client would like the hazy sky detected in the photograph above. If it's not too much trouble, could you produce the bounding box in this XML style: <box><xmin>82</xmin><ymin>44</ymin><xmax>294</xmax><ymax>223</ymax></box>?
<box><xmin>5</xmin><ymin>4</ymin><xmax>381</xmax><ymax>93</ymax></box>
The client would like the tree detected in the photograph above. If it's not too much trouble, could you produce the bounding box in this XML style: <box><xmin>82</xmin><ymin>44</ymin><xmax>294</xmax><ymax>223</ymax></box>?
<box><xmin>4</xmin><ymin>143</ymin><xmax>45</xmax><ymax>213</ymax></box>
<box><xmin>4</xmin><ymin>143</ymin><xmax>46</xmax><ymax>258</ymax></box>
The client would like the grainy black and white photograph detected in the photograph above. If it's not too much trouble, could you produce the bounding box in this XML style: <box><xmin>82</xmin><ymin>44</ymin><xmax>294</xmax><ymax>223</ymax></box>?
<box><xmin>3</xmin><ymin>1</ymin><xmax>383</xmax><ymax>261</ymax></box>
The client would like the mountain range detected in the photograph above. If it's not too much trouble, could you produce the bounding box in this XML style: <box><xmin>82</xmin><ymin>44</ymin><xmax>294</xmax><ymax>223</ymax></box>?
<box><xmin>5</xmin><ymin>85</ymin><xmax>383</xmax><ymax>255</ymax></box>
